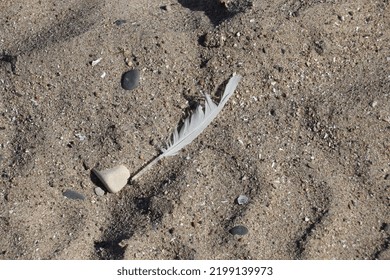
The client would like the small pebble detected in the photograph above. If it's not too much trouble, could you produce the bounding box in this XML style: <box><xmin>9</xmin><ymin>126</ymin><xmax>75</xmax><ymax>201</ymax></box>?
<box><xmin>94</xmin><ymin>187</ymin><xmax>105</xmax><ymax>196</ymax></box>
<box><xmin>121</xmin><ymin>69</ymin><xmax>140</xmax><ymax>90</ymax></box>
<box><xmin>75</xmin><ymin>133</ymin><xmax>86</xmax><ymax>141</ymax></box>
<box><xmin>125</xmin><ymin>58</ymin><xmax>133</xmax><ymax>67</ymax></box>
<box><xmin>114</xmin><ymin>19</ymin><xmax>127</xmax><ymax>26</ymax></box>
<box><xmin>63</xmin><ymin>189</ymin><xmax>85</xmax><ymax>200</ymax></box>
<box><xmin>237</xmin><ymin>195</ymin><xmax>249</xmax><ymax>205</ymax></box>
<box><xmin>229</xmin><ymin>225</ymin><xmax>248</xmax><ymax>236</ymax></box>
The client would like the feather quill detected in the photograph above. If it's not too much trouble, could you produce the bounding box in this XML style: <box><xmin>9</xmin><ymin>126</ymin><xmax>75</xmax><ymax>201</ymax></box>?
<box><xmin>131</xmin><ymin>74</ymin><xmax>242</xmax><ymax>181</ymax></box>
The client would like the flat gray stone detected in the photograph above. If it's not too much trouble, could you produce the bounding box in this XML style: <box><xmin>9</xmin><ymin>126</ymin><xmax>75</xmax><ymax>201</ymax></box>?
<box><xmin>229</xmin><ymin>225</ymin><xmax>248</xmax><ymax>236</ymax></box>
<box><xmin>63</xmin><ymin>189</ymin><xmax>85</xmax><ymax>200</ymax></box>
<box><xmin>121</xmin><ymin>69</ymin><xmax>140</xmax><ymax>90</ymax></box>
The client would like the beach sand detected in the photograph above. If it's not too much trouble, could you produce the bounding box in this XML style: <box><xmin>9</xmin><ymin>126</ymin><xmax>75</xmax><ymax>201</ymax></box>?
<box><xmin>0</xmin><ymin>0</ymin><xmax>389</xmax><ymax>259</ymax></box>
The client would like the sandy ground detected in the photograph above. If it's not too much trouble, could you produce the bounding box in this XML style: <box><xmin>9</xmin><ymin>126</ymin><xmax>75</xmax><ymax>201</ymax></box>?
<box><xmin>0</xmin><ymin>0</ymin><xmax>389</xmax><ymax>260</ymax></box>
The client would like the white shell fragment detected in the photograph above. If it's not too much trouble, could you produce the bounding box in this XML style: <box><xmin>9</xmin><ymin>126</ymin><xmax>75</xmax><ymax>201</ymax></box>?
<box><xmin>92</xmin><ymin>165</ymin><xmax>130</xmax><ymax>193</ymax></box>
<box><xmin>237</xmin><ymin>194</ymin><xmax>249</xmax><ymax>205</ymax></box>
<box><xmin>91</xmin><ymin>57</ymin><xmax>102</xmax><ymax>66</ymax></box>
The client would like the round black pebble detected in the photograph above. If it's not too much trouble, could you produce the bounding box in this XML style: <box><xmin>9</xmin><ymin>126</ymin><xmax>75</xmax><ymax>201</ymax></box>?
<box><xmin>229</xmin><ymin>225</ymin><xmax>248</xmax><ymax>236</ymax></box>
<box><xmin>121</xmin><ymin>69</ymin><xmax>140</xmax><ymax>90</ymax></box>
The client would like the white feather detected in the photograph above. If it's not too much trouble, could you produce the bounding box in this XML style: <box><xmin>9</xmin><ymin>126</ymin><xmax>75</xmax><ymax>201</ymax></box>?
<box><xmin>131</xmin><ymin>74</ymin><xmax>242</xmax><ymax>181</ymax></box>
<box><xmin>162</xmin><ymin>74</ymin><xmax>242</xmax><ymax>156</ymax></box>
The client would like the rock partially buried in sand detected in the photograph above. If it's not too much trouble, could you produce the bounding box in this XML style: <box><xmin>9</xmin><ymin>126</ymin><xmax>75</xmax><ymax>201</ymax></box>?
<box><xmin>121</xmin><ymin>69</ymin><xmax>140</xmax><ymax>90</ymax></box>
<box><xmin>92</xmin><ymin>165</ymin><xmax>130</xmax><ymax>193</ymax></box>
<box><xmin>63</xmin><ymin>189</ymin><xmax>85</xmax><ymax>200</ymax></box>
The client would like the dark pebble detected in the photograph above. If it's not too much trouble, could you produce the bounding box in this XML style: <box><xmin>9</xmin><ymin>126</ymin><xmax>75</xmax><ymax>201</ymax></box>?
<box><xmin>63</xmin><ymin>189</ymin><xmax>85</xmax><ymax>200</ymax></box>
<box><xmin>121</xmin><ymin>69</ymin><xmax>140</xmax><ymax>90</ymax></box>
<box><xmin>229</xmin><ymin>225</ymin><xmax>248</xmax><ymax>236</ymax></box>
<box><xmin>114</xmin><ymin>19</ymin><xmax>127</xmax><ymax>26</ymax></box>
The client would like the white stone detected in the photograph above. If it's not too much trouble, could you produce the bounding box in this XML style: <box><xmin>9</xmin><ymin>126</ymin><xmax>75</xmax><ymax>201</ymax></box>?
<box><xmin>93</xmin><ymin>165</ymin><xmax>130</xmax><ymax>193</ymax></box>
